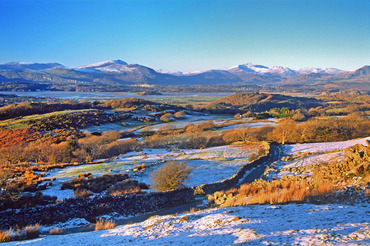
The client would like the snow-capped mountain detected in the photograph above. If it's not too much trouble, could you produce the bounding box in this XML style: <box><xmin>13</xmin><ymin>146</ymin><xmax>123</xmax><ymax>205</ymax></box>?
<box><xmin>296</xmin><ymin>67</ymin><xmax>344</xmax><ymax>75</ymax></box>
<box><xmin>68</xmin><ymin>59</ymin><xmax>348</xmax><ymax>78</ymax></box>
<box><xmin>0</xmin><ymin>59</ymin><xmax>366</xmax><ymax>89</ymax></box>
<box><xmin>0</xmin><ymin>62</ymin><xmax>65</xmax><ymax>72</ymax></box>
<box><xmin>76</xmin><ymin>59</ymin><xmax>129</xmax><ymax>73</ymax></box>
<box><xmin>156</xmin><ymin>69</ymin><xmax>197</xmax><ymax>76</ymax></box>
<box><xmin>225</xmin><ymin>63</ymin><xmax>298</xmax><ymax>77</ymax></box>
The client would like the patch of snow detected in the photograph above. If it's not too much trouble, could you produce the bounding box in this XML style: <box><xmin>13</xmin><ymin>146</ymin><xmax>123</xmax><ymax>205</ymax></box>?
<box><xmin>41</xmin><ymin>182</ymin><xmax>74</xmax><ymax>200</ymax></box>
<box><xmin>296</xmin><ymin>67</ymin><xmax>344</xmax><ymax>75</ymax></box>
<box><xmin>77</xmin><ymin>59</ymin><xmax>127</xmax><ymax>69</ymax></box>
<box><xmin>40</xmin><ymin>218</ymin><xmax>90</xmax><ymax>233</ymax></box>
<box><xmin>47</xmin><ymin>145</ymin><xmax>257</xmax><ymax>193</ymax></box>
<box><xmin>283</xmin><ymin>136</ymin><xmax>370</xmax><ymax>155</ymax></box>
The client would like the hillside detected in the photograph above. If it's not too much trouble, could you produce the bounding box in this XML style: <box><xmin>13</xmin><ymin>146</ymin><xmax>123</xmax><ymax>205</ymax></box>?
<box><xmin>206</xmin><ymin>92</ymin><xmax>322</xmax><ymax>112</ymax></box>
<box><xmin>278</xmin><ymin>66</ymin><xmax>370</xmax><ymax>91</ymax></box>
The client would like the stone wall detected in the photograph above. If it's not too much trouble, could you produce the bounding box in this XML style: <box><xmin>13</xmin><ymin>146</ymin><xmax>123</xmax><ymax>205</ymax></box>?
<box><xmin>0</xmin><ymin>188</ymin><xmax>195</xmax><ymax>229</ymax></box>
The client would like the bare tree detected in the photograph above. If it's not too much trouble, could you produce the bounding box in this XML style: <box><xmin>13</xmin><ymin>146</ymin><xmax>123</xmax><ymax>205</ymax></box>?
<box><xmin>150</xmin><ymin>161</ymin><xmax>193</xmax><ymax>192</ymax></box>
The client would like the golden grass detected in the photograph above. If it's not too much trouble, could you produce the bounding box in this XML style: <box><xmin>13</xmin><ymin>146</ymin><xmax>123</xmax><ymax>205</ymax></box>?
<box><xmin>20</xmin><ymin>223</ymin><xmax>40</xmax><ymax>240</ymax></box>
<box><xmin>145</xmin><ymin>218</ymin><xmax>167</xmax><ymax>231</ymax></box>
<box><xmin>212</xmin><ymin>144</ymin><xmax>370</xmax><ymax>207</ymax></box>
<box><xmin>95</xmin><ymin>219</ymin><xmax>116</xmax><ymax>231</ymax></box>
<box><xmin>0</xmin><ymin>223</ymin><xmax>40</xmax><ymax>242</ymax></box>
<box><xmin>0</xmin><ymin>229</ymin><xmax>13</xmax><ymax>243</ymax></box>
<box><xmin>49</xmin><ymin>227</ymin><xmax>64</xmax><ymax>235</ymax></box>
<box><xmin>218</xmin><ymin>176</ymin><xmax>314</xmax><ymax>207</ymax></box>
<box><xmin>178</xmin><ymin>215</ymin><xmax>189</xmax><ymax>223</ymax></box>
<box><xmin>109</xmin><ymin>187</ymin><xmax>142</xmax><ymax>196</ymax></box>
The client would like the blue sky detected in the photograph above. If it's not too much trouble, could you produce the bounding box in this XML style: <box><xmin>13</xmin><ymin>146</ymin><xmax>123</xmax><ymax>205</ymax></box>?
<box><xmin>0</xmin><ymin>0</ymin><xmax>369</xmax><ymax>72</ymax></box>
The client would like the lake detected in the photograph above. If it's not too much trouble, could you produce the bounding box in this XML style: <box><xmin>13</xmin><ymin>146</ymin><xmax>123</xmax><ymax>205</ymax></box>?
<box><xmin>0</xmin><ymin>91</ymin><xmax>233</xmax><ymax>101</ymax></box>
<box><xmin>0</xmin><ymin>91</ymin><xmax>316</xmax><ymax>101</ymax></box>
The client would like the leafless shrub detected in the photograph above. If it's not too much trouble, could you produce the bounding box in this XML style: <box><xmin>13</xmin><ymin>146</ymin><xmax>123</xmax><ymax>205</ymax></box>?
<box><xmin>73</xmin><ymin>188</ymin><xmax>92</xmax><ymax>199</ymax></box>
<box><xmin>150</xmin><ymin>161</ymin><xmax>193</xmax><ymax>192</ymax></box>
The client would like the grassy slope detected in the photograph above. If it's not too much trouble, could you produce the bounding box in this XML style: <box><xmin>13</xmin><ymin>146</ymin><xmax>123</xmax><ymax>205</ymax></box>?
<box><xmin>206</xmin><ymin>92</ymin><xmax>321</xmax><ymax>112</ymax></box>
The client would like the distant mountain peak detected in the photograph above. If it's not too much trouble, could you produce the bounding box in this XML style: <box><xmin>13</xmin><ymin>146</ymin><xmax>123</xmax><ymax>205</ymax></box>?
<box><xmin>296</xmin><ymin>67</ymin><xmax>344</xmax><ymax>75</ymax></box>
<box><xmin>226</xmin><ymin>63</ymin><xmax>297</xmax><ymax>77</ymax></box>
<box><xmin>76</xmin><ymin>59</ymin><xmax>129</xmax><ymax>73</ymax></box>
<box><xmin>0</xmin><ymin>62</ymin><xmax>66</xmax><ymax>71</ymax></box>
<box><xmin>351</xmin><ymin>65</ymin><xmax>370</xmax><ymax>76</ymax></box>
<box><xmin>109</xmin><ymin>59</ymin><xmax>128</xmax><ymax>65</ymax></box>
<box><xmin>78</xmin><ymin>59</ymin><xmax>128</xmax><ymax>69</ymax></box>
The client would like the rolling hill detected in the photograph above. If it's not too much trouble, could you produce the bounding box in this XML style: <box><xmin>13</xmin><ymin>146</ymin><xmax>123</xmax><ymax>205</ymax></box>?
<box><xmin>206</xmin><ymin>92</ymin><xmax>322</xmax><ymax>112</ymax></box>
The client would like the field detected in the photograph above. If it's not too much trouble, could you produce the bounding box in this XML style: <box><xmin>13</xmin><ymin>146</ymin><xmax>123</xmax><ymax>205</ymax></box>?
<box><xmin>41</xmin><ymin>144</ymin><xmax>259</xmax><ymax>199</ymax></box>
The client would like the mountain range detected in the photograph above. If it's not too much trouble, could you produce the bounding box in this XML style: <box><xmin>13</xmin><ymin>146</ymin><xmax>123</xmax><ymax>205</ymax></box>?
<box><xmin>0</xmin><ymin>60</ymin><xmax>368</xmax><ymax>90</ymax></box>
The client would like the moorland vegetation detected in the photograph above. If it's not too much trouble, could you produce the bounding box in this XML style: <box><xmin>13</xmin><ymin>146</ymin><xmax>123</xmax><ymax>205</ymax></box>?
<box><xmin>0</xmin><ymin>91</ymin><xmax>369</xmax><ymax>242</ymax></box>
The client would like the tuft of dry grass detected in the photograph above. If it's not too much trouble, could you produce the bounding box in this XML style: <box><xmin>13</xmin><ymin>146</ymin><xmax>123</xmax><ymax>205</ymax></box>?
<box><xmin>49</xmin><ymin>227</ymin><xmax>64</xmax><ymax>235</ymax></box>
<box><xmin>178</xmin><ymin>215</ymin><xmax>189</xmax><ymax>223</ymax></box>
<box><xmin>19</xmin><ymin>223</ymin><xmax>40</xmax><ymax>240</ymax></box>
<box><xmin>217</xmin><ymin>176</ymin><xmax>330</xmax><ymax>207</ymax></box>
<box><xmin>0</xmin><ymin>229</ymin><xmax>13</xmax><ymax>243</ymax></box>
<box><xmin>231</xmin><ymin>216</ymin><xmax>241</xmax><ymax>222</ymax></box>
<box><xmin>189</xmin><ymin>207</ymin><xmax>200</xmax><ymax>213</ymax></box>
<box><xmin>95</xmin><ymin>219</ymin><xmax>116</xmax><ymax>231</ymax></box>
<box><xmin>0</xmin><ymin>223</ymin><xmax>41</xmax><ymax>242</ymax></box>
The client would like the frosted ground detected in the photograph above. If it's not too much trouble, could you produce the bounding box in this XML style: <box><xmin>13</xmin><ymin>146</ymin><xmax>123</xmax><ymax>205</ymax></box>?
<box><xmin>265</xmin><ymin>136</ymin><xmax>370</xmax><ymax>181</ymax></box>
<box><xmin>42</xmin><ymin>145</ymin><xmax>258</xmax><ymax>199</ymax></box>
<box><xmin>6</xmin><ymin>203</ymin><xmax>369</xmax><ymax>245</ymax></box>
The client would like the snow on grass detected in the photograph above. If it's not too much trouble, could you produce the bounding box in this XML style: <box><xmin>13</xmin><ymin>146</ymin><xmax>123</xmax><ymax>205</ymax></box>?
<box><xmin>40</xmin><ymin>218</ymin><xmax>90</xmax><ymax>234</ymax></box>
<box><xmin>6</xmin><ymin>203</ymin><xmax>369</xmax><ymax>245</ymax></box>
<box><xmin>283</xmin><ymin>136</ymin><xmax>370</xmax><ymax>155</ymax></box>
<box><xmin>80</xmin><ymin>122</ymin><xmax>136</xmax><ymax>133</ymax></box>
<box><xmin>267</xmin><ymin>152</ymin><xmax>344</xmax><ymax>180</ymax></box>
<box><xmin>41</xmin><ymin>181</ymin><xmax>74</xmax><ymax>200</ymax></box>
<box><xmin>184</xmin><ymin>159</ymin><xmax>248</xmax><ymax>187</ymax></box>
<box><xmin>138</xmin><ymin>114</ymin><xmax>231</xmax><ymax>132</ymax></box>
<box><xmin>183</xmin><ymin>145</ymin><xmax>257</xmax><ymax>160</ymax></box>
<box><xmin>265</xmin><ymin>136</ymin><xmax>370</xmax><ymax>180</ymax></box>
<box><xmin>283</xmin><ymin>152</ymin><xmax>343</xmax><ymax>169</ymax></box>
<box><xmin>41</xmin><ymin>145</ymin><xmax>257</xmax><ymax>196</ymax></box>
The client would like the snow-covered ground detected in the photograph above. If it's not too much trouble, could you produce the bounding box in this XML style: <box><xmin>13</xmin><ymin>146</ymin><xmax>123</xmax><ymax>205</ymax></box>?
<box><xmin>283</xmin><ymin>136</ymin><xmax>370</xmax><ymax>155</ymax></box>
<box><xmin>6</xmin><ymin>203</ymin><xmax>369</xmax><ymax>245</ymax></box>
<box><xmin>41</xmin><ymin>145</ymin><xmax>258</xmax><ymax>198</ymax></box>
